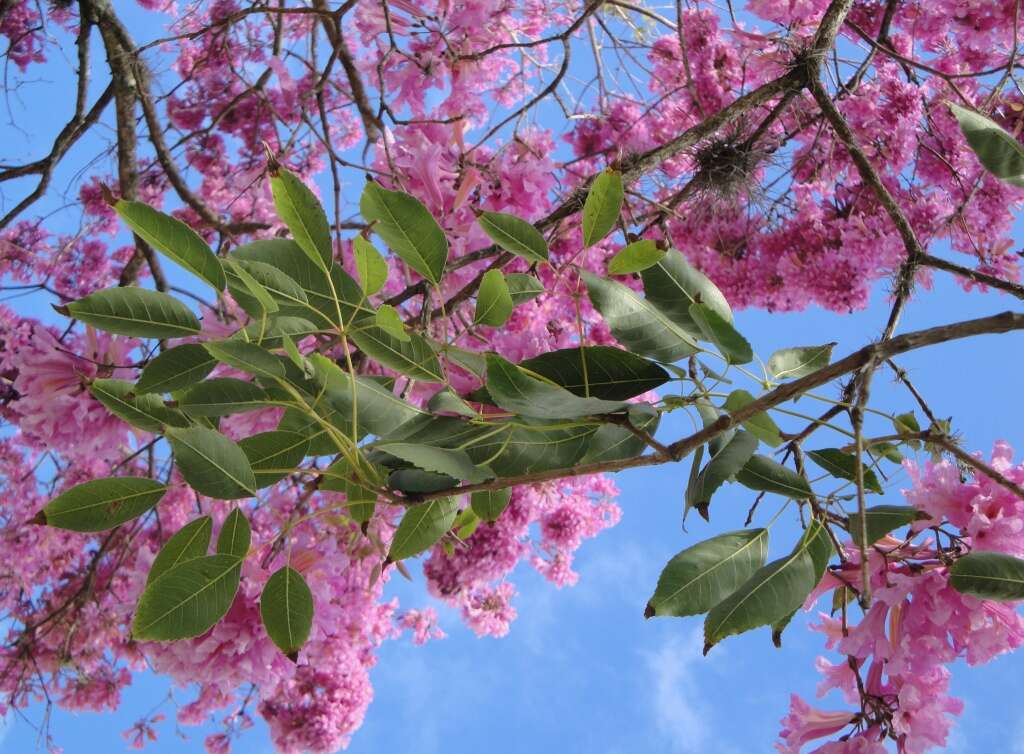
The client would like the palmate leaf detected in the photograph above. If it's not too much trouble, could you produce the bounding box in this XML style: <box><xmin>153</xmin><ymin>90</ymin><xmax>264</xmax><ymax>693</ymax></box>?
<box><xmin>58</xmin><ymin>288</ymin><xmax>201</xmax><ymax>339</ymax></box>
<box><xmin>270</xmin><ymin>165</ymin><xmax>333</xmax><ymax>269</ymax></box>
<box><xmin>646</xmin><ymin>529</ymin><xmax>769</xmax><ymax>618</ymax></box>
<box><xmin>166</xmin><ymin>427</ymin><xmax>257</xmax><ymax>500</ymax></box>
<box><xmin>477</xmin><ymin>211</ymin><xmax>548</xmax><ymax>263</ymax></box>
<box><xmin>133</xmin><ymin>553</ymin><xmax>243</xmax><ymax>641</ymax></box>
<box><xmin>261</xmin><ymin>566</ymin><xmax>314</xmax><ymax>659</ymax></box>
<box><xmin>517</xmin><ymin>346</ymin><xmax>669</xmax><ymax>401</ymax></box>
<box><xmin>360</xmin><ymin>181</ymin><xmax>448</xmax><ymax>284</ymax></box>
<box><xmin>582</xmin><ymin>169</ymin><xmax>624</xmax><ymax>247</ymax></box>
<box><xmin>950</xmin><ymin>551</ymin><xmax>1024</xmax><ymax>601</ymax></box>
<box><xmin>39</xmin><ymin>477</ymin><xmax>168</xmax><ymax>532</ymax></box>
<box><xmin>147</xmin><ymin>516</ymin><xmax>212</xmax><ymax>585</ymax></box>
<box><xmin>580</xmin><ymin>270</ymin><xmax>698</xmax><ymax>363</ymax></box>
<box><xmin>136</xmin><ymin>343</ymin><xmax>217</xmax><ymax>395</ymax></box>
<box><xmin>388</xmin><ymin>497</ymin><xmax>459</xmax><ymax>561</ymax></box>
<box><xmin>704</xmin><ymin>519</ymin><xmax>831</xmax><ymax>652</ymax></box>
<box><xmin>114</xmin><ymin>200</ymin><xmax>225</xmax><ymax>292</ymax></box>
<box><xmin>485</xmin><ymin>354</ymin><xmax>627</xmax><ymax>419</ymax></box>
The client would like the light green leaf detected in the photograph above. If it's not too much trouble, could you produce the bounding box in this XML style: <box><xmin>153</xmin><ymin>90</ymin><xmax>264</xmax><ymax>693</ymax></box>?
<box><xmin>689</xmin><ymin>302</ymin><xmax>753</xmax><ymax>365</ymax></box>
<box><xmin>807</xmin><ymin>448</ymin><xmax>883</xmax><ymax>494</ymax></box>
<box><xmin>204</xmin><ymin>340</ymin><xmax>285</xmax><ymax>380</ymax></box>
<box><xmin>59</xmin><ymin>288</ymin><xmax>200</xmax><ymax>339</ymax></box>
<box><xmin>270</xmin><ymin>165</ymin><xmax>333</xmax><ymax>269</ymax></box>
<box><xmin>388</xmin><ymin>497</ymin><xmax>459</xmax><ymax>561</ymax></box>
<box><xmin>224</xmin><ymin>257</ymin><xmax>310</xmax><ymax>317</ymax></box>
<box><xmin>89</xmin><ymin>378</ymin><xmax>190</xmax><ymax>432</ymax></box>
<box><xmin>374</xmin><ymin>303</ymin><xmax>411</xmax><ymax>342</ymax></box>
<box><xmin>646</xmin><ymin>529</ymin><xmax>769</xmax><ymax>618</ymax></box>
<box><xmin>115</xmin><ymin>200</ymin><xmax>225</xmax><ymax>292</ymax></box>
<box><xmin>505</xmin><ymin>273</ymin><xmax>545</xmax><ymax>306</ymax></box>
<box><xmin>736</xmin><ymin>455</ymin><xmax>813</xmax><ymax>500</ymax></box>
<box><xmin>950</xmin><ymin>103</ymin><xmax>1024</xmax><ymax>187</ymax></box>
<box><xmin>360</xmin><ymin>182</ymin><xmax>448</xmax><ymax>284</ymax></box>
<box><xmin>216</xmin><ymin>508</ymin><xmax>251</xmax><ymax>558</ymax></box>
<box><xmin>471</xmin><ymin>489</ymin><xmax>512</xmax><ymax>522</ymax></box>
<box><xmin>767</xmin><ymin>343</ymin><xmax>835</xmax><ymax>381</ymax></box>
<box><xmin>137</xmin><ymin>344</ymin><xmax>217</xmax><ymax>395</ymax></box>
<box><xmin>239</xmin><ymin>430</ymin><xmax>309</xmax><ymax>488</ymax></box>
<box><xmin>474</xmin><ymin>269</ymin><xmax>513</xmax><ymax>327</ymax></box>
<box><xmin>950</xmin><ymin>551</ymin><xmax>1024</xmax><ymax>601</ymax></box>
<box><xmin>261</xmin><ymin>566</ymin><xmax>314</xmax><ymax>658</ymax></box>
<box><xmin>166</xmin><ymin>427</ymin><xmax>257</xmax><ymax>499</ymax></box>
<box><xmin>724</xmin><ymin>390</ymin><xmax>782</xmax><ymax>447</ymax></box>
<box><xmin>223</xmin><ymin>257</ymin><xmax>279</xmax><ymax>316</ymax></box>
<box><xmin>848</xmin><ymin>505</ymin><xmax>922</xmax><ymax>547</ymax></box>
<box><xmin>477</xmin><ymin>211</ymin><xmax>548</xmax><ymax>262</ymax></box>
<box><xmin>39</xmin><ymin>477</ymin><xmax>167</xmax><ymax>532</ymax></box>
<box><xmin>582</xmin><ymin>169</ymin><xmax>623</xmax><ymax>247</ymax></box>
<box><xmin>147</xmin><ymin>516</ymin><xmax>212</xmax><ymax>585</ymax></box>
<box><xmin>133</xmin><ymin>553</ymin><xmax>242</xmax><ymax>640</ymax></box>
<box><xmin>353</xmin><ymin>236</ymin><xmax>388</xmax><ymax>296</ymax></box>
<box><xmin>485</xmin><ymin>354</ymin><xmax>626</xmax><ymax>419</ymax></box>
<box><xmin>350</xmin><ymin>326</ymin><xmax>445</xmax><ymax>383</ymax></box>
<box><xmin>580</xmin><ymin>270</ymin><xmax>698</xmax><ymax>363</ymax></box>
<box><xmin>608</xmin><ymin>240</ymin><xmax>665</xmax><ymax>275</ymax></box>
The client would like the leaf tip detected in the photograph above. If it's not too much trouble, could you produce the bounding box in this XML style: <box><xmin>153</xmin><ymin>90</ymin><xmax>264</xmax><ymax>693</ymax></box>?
<box><xmin>51</xmin><ymin>304</ymin><xmax>70</xmax><ymax>317</ymax></box>
<box><xmin>29</xmin><ymin>510</ymin><xmax>47</xmax><ymax>526</ymax></box>
<box><xmin>286</xmin><ymin>650</ymin><xmax>300</xmax><ymax>664</ymax></box>
<box><xmin>702</xmin><ymin>641</ymin><xmax>714</xmax><ymax>656</ymax></box>
<box><xmin>643</xmin><ymin>602</ymin><xmax>656</xmax><ymax>619</ymax></box>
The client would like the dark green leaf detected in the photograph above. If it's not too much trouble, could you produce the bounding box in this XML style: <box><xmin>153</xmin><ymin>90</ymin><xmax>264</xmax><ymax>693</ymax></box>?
<box><xmin>471</xmin><ymin>489</ymin><xmax>512</xmax><ymax>522</ymax></box>
<box><xmin>505</xmin><ymin>273</ymin><xmax>545</xmax><ymax>305</ymax></box>
<box><xmin>378</xmin><ymin>442</ymin><xmax>492</xmax><ymax>484</ymax></box>
<box><xmin>115</xmin><ymin>200</ymin><xmax>225</xmax><ymax>291</ymax></box>
<box><xmin>950</xmin><ymin>551</ymin><xmax>1024</xmax><ymax>601</ymax></box>
<box><xmin>641</xmin><ymin>248</ymin><xmax>732</xmax><ymax>332</ymax></box>
<box><xmin>204</xmin><ymin>340</ymin><xmax>285</xmax><ymax>380</ymax></box>
<box><xmin>736</xmin><ymin>455</ymin><xmax>813</xmax><ymax>500</ymax></box>
<box><xmin>350</xmin><ymin>326</ymin><xmax>445</xmax><ymax>383</ymax></box>
<box><xmin>388</xmin><ymin>468</ymin><xmax>457</xmax><ymax>494</ymax></box>
<box><xmin>60</xmin><ymin>288</ymin><xmax>200</xmax><ymax>339</ymax></box>
<box><xmin>270</xmin><ymin>165</ymin><xmax>333</xmax><ymax>268</ymax></box>
<box><xmin>261</xmin><ymin>566</ymin><xmax>314</xmax><ymax>658</ymax></box>
<box><xmin>608</xmin><ymin>240</ymin><xmax>665</xmax><ymax>275</ymax></box>
<box><xmin>89</xmin><ymin>378</ymin><xmax>190</xmax><ymax>431</ymax></box>
<box><xmin>427</xmin><ymin>389</ymin><xmax>477</xmax><ymax>417</ymax></box>
<box><xmin>807</xmin><ymin>448</ymin><xmax>883</xmax><ymax>494</ymax></box>
<box><xmin>239</xmin><ymin>430</ymin><xmax>309</xmax><ymax>488</ymax></box>
<box><xmin>360</xmin><ymin>181</ymin><xmax>448</xmax><ymax>284</ymax></box>
<box><xmin>137</xmin><ymin>344</ymin><xmax>217</xmax><ymax>395</ymax></box>
<box><xmin>147</xmin><ymin>516</ymin><xmax>212</xmax><ymax>585</ymax></box>
<box><xmin>767</xmin><ymin>343</ymin><xmax>835</xmax><ymax>381</ymax></box>
<box><xmin>166</xmin><ymin>427</ymin><xmax>257</xmax><ymax>499</ymax></box>
<box><xmin>485</xmin><ymin>354</ymin><xmax>626</xmax><ymax>419</ymax></box>
<box><xmin>477</xmin><ymin>211</ymin><xmax>548</xmax><ymax>262</ymax></box>
<box><xmin>518</xmin><ymin>346</ymin><xmax>669</xmax><ymax>400</ymax></box>
<box><xmin>848</xmin><ymin>505</ymin><xmax>921</xmax><ymax>546</ymax></box>
<box><xmin>388</xmin><ymin>497</ymin><xmax>459</xmax><ymax>560</ymax></box>
<box><xmin>223</xmin><ymin>257</ymin><xmax>278</xmax><ymax>316</ymax></box>
<box><xmin>646</xmin><ymin>529</ymin><xmax>769</xmax><ymax>618</ymax></box>
<box><xmin>580</xmin><ymin>404</ymin><xmax>660</xmax><ymax>465</ymax></box>
<box><xmin>474</xmin><ymin>269</ymin><xmax>513</xmax><ymax>327</ymax></box>
<box><xmin>40</xmin><ymin>477</ymin><xmax>167</xmax><ymax>532</ymax></box>
<box><xmin>132</xmin><ymin>554</ymin><xmax>242</xmax><ymax>640</ymax></box>
<box><xmin>689</xmin><ymin>302</ymin><xmax>753</xmax><ymax>365</ymax></box>
<box><xmin>178</xmin><ymin>378</ymin><xmax>274</xmax><ymax>417</ymax></box>
<box><xmin>582</xmin><ymin>169</ymin><xmax>623</xmax><ymax>247</ymax></box>
<box><xmin>686</xmin><ymin>431</ymin><xmax>759</xmax><ymax>518</ymax></box>
<box><xmin>216</xmin><ymin>508</ymin><xmax>251</xmax><ymax>558</ymax></box>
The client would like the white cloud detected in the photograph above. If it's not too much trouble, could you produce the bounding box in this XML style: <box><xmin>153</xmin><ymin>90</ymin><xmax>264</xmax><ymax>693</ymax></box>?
<box><xmin>642</xmin><ymin>631</ymin><xmax>712</xmax><ymax>754</ymax></box>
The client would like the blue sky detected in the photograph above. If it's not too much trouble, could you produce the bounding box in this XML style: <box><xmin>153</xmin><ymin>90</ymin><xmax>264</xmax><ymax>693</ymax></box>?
<box><xmin>2</xmin><ymin>5</ymin><xmax>1024</xmax><ymax>754</ymax></box>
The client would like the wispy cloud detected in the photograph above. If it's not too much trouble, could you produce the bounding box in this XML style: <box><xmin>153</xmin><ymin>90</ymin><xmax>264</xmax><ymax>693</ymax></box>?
<box><xmin>642</xmin><ymin>631</ymin><xmax>712</xmax><ymax>754</ymax></box>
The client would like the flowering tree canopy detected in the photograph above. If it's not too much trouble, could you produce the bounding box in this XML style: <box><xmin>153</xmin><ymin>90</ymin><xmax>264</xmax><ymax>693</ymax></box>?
<box><xmin>2</xmin><ymin>0</ymin><xmax>1024</xmax><ymax>752</ymax></box>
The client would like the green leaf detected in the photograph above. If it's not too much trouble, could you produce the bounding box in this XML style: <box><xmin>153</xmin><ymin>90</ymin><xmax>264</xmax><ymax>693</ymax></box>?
<box><xmin>59</xmin><ymin>288</ymin><xmax>200</xmax><ymax>339</ymax></box>
<box><xmin>471</xmin><ymin>489</ymin><xmax>512</xmax><ymax>522</ymax></box>
<box><xmin>177</xmin><ymin>378</ymin><xmax>273</xmax><ymax>417</ymax></box>
<box><xmin>807</xmin><ymin>448</ymin><xmax>883</xmax><ymax>494</ymax></box>
<box><xmin>236</xmin><ymin>315</ymin><xmax>322</xmax><ymax>350</ymax></box>
<box><xmin>454</xmin><ymin>506</ymin><xmax>481</xmax><ymax>540</ymax></box>
<box><xmin>216</xmin><ymin>508</ymin><xmax>251</xmax><ymax>558</ymax></box>
<box><xmin>360</xmin><ymin>181</ymin><xmax>448</xmax><ymax>284</ymax></box>
<box><xmin>704</xmin><ymin>520</ymin><xmax>830</xmax><ymax>651</ymax></box>
<box><xmin>505</xmin><ymin>273</ymin><xmax>545</xmax><ymax>305</ymax></box>
<box><xmin>427</xmin><ymin>389</ymin><xmax>477</xmax><ymax>417</ymax></box>
<box><xmin>736</xmin><ymin>455</ymin><xmax>813</xmax><ymax>500</ymax></box>
<box><xmin>582</xmin><ymin>169</ymin><xmax>623</xmax><ymax>247</ymax></box>
<box><xmin>378</xmin><ymin>443</ymin><xmax>492</xmax><ymax>484</ymax></box>
<box><xmin>147</xmin><ymin>516</ymin><xmax>212</xmax><ymax>585</ymax></box>
<box><xmin>848</xmin><ymin>505</ymin><xmax>921</xmax><ymax>547</ymax></box>
<box><xmin>261</xmin><ymin>566</ymin><xmax>314</xmax><ymax>658</ymax></box>
<box><xmin>485</xmin><ymin>354</ymin><xmax>626</xmax><ymax>419</ymax></box>
<box><xmin>115</xmin><ymin>200</ymin><xmax>225</xmax><ymax>292</ymax></box>
<box><xmin>133</xmin><ymin>553</ymin><xmax>242</xmax><ymax>640</ymax></box>
<box><xmin>350</xmin><ymin>326</ymin><xmax>445</xmax><ymax>383</ymax></box>
<box><xmin>892</xmin><ymin>411</ymin><xmax>921</xmax><ymax>449</ymax></box>
<box><xmin>724</xmin><ymin>390</ymin><xmax>782</xmax><ymax>447</ymax></box>
<box><xmin>580</xmin><ymin>404</ymin><xmax>660</xmax><ymax>464</ymax></box>
<box><xmin>388</xmin><ymin>497</ymin><xmax>459</xmax><ymax>561</ymax></box>
<box><xmin>239</xmin><ymin>430</ymin><xmax>309</xmax><ymax>488</ymax></box>
<box><xmin>204</xmin><ymin>340</ymin><xmax>285</xmax><ymax>380</ymax></box>
<box><xmin>767</xmin><ymin>343</ymin><xmax>835</xmax><ymax>381</ymax></box>
<box><xmin>137</xmin><ymin>344</ymin><xmax>217</xmax><ymax>395</ymax></box>
<box><xmin>474</xmin><ymin>269</ymin><xmax>514</xmax><ymax>327</ymax></box>
<box><xmin>518</xmin><ymin>345</ymin><xmax>669</xmax><ymax>401</ymax></box>
<box><xmin>166</xmin><ymin>427</ymin><xmax>257</xmax><ymax>499</ymax></box>
<box><xmin>950</xmin><ymin>103</ymin><xmax>1024</xmax><ymax>187</ymax></box>
<box><xmin>949</xmin><ymin>551</ymin><xmax>1024</xmax><ymax>601</ymax></box>
<box><xmin>270</xmin><ymin>165</ymin><xmax>333</xmax><ymax>269</ymax></box>
<box><xmin>223</xmin><ymin>257</ymin><xmax>278</xmax><ymax>316</ymax></box>
<box><xmin>646</xmin><ymin>529</ymin><xmax>769</xmax><ymax>618</ymax></box>
<box><xmin>374</xmin><ymin>303</ymin><xmax>411</xmax><ymax>342</ymax></box>
<box><xmin>685</xmin><ymin>431</ymin><xmax>759</xmax><ymax>518</ymax></box>
<box><xmin>353</xmin><ymin>236</ymin><xmax>388</xmax><ymax>296</ymax></box>
<box><xmin>689</xmin><ymin>302</ymin><xmax>753</xmax><ymax>365</ymax></box>
<box><xmin>89</xmin><ymin>378</ymin><xmax>190</xmax><ymax>432</ymax></box>
<box><xmin>608</xmin><ymin>240</ymin><xmax>665</xmax><ymax>275</ymax></box>
<box><xmin>39</xmin><ymin>477</ymin><xmax>167</xmax><ymax>532</ymax></box>
<box><xmin>641</xmin><ymin>248</ymin><xmax>732</xmax><ymax>332</ymax></box>
<box><xmin>225</xmin><ymin>258</ymin><xmax>310</xmax><ymax>315</ymax></box>
<box><xmin>580</xmin><ymin>270</ymin><xmax>698</xmax><ymax>363</ymax></box>
<box><xmin>477</xmin><ymin>211</ymin><xmax>548</xmax><ymax>262</ymax></box>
